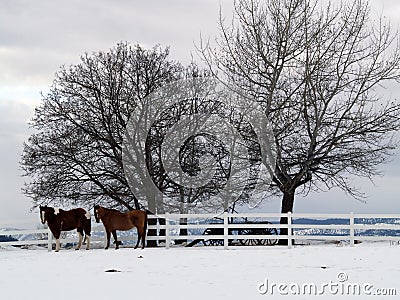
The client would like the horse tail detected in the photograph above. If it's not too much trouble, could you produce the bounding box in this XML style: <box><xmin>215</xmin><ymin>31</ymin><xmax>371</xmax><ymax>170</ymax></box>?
<box><xmin>83</xmin><ymin>210</ymin><xmax>92</xmax><ymax>250</ymax></box>
<box><xmin>85</xmin><ymin>210</ymin><xmax>92</xmax><ymax>234</ymax></box>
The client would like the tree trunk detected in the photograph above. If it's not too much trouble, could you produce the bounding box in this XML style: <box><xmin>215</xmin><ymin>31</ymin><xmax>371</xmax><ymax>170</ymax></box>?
<box><xmin>146</xmin><ymin>212</ymin><xmax>157</xmax><ymax>247</ymax></box>
<box><xmin>174</xmin><ymin>189</ymin><xmax>188</xmax><ymax>245</ymax></box>
<box><xmin>175</xmin><ymin>218</ymin><xmax>188</xmax><ymax>245</ymax></box>
<box><xmin>146</xmin><ymin>192</ymin><xmax>158</xmax><ymax>247</ymax></box>
<box><xmin>133</xmin><ymin>194</ymin><xmax>140</xmax><ymax>210</ymax></box>
<box><xmin>278</xmin><ymin>191</ymin><xmax>295</xmax><ymax>245</ymax></box>
<box><xmin>158</xmin><ymin>217</ymin><xmax>166</xmax><ymax>244</ymax></box>
<box><xmin>156</xmin><ymin>194</ymin><xmax>166</xmax><ymax>244</ymax></box>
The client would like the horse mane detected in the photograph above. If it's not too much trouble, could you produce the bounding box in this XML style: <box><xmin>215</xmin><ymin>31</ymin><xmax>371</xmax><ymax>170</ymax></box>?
<box><xmin>100</xmin><ymin>206</ymin><xmax>133</xmax><ymax>215</ymax></box>
<box><xmin>101</xmin><ymin>206</ymin><xmax>121</xmax><ymax>212</ymax></box>
<box><xmin>43</xmin><ymin>206</ymin><xmax>64</xmax><ymax>216</ymax></box>
<box><xmin>42</xmin><ymin>206</ymin><xmax>54</xmax><ymax>213</ymax></box>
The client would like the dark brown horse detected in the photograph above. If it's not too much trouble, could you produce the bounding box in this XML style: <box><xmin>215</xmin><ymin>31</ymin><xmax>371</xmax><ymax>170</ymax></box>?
<box><xmin>40</xmin><ymin>206</ymin><xmax>91</xmax><ymax>252</ymax></box>
<box><xmin>94</xmin><ymin>205</ymin><xmax>147</xmax><ymax>249</ymax></box>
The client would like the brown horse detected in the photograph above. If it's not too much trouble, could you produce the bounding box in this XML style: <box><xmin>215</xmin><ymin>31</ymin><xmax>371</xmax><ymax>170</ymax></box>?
<box><xmin>94</xmin><ymin>205</ymin><xmax>147</xmax><ymax>249</ymax></box>
<box><xmin>40</xmin><ymin>206</ymin><xmax>91</xmax><ymax>252</ymax></box>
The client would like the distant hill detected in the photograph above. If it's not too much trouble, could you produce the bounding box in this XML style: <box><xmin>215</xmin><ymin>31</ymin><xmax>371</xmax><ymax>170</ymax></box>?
<box><xmin>0</xmin><ymin>235</ymin><xmax>18</xmax><ymax>242</ymax></box>
<box><xmin>292</xmin><ymin>218</ymin><xmax>400</xmax><ymax>237</ymax></box>
<box><xmin>293</xmin><ymin>218</ymin><xmax>349</xmax><ymax>225</ymax></box>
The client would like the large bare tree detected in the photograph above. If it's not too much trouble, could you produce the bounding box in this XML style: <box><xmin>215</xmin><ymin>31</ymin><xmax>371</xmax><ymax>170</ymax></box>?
<box><xmin>201</xmin><ymin>0</ymin><xmax>400</xmax><ymax>240</ymax></box>
<box><xmin>21</xmin><ymin>43</ymin><xmax>182</xmax><ymax>211</ymax></box>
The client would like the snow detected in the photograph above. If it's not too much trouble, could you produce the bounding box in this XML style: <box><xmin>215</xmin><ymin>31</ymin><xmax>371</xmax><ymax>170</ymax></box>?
<box><xmin>0</xmin><ymin>243</ymin><xmax>399</xmax><ymax>300</ymax></box>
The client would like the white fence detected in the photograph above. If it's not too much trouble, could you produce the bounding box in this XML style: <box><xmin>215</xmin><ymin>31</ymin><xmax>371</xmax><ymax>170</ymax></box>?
<box><xmin>1</xmin><ymin>212</ymin><xmax>400</xmax><ymax>251</ymax></box>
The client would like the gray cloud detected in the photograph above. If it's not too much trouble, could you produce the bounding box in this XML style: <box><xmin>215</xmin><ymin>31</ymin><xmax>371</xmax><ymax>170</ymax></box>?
<box><xmin>0</xmin><ymin>100</ymin><xmax>35</xmax><ymax>221</ymax></box>
<box><xmin>0</xmin><ymin>0</ymin><xmax>233</xmax><ymax>86</ymax></box>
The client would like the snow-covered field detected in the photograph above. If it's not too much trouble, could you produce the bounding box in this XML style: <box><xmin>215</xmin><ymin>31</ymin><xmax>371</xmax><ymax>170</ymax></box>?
<box><xmin>1</xmin><ymin>242</ymin><xmax>399</xmax><ymax>300</ymax></box>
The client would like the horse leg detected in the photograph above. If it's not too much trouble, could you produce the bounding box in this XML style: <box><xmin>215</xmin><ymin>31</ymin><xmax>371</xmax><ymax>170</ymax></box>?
<box><xmin>84</xmin><ymin>234</ymin><xmax>90</xmax><ymax>250</ymax></box>
<box><xmin>134</xmin><ymin>228</ymin><xmax>142</xmax><ymax>249</ymax></box>
<box><xmin>141</xmin><ymin>227</ymin><xmax>146</xmax><ymax>249</ymax></box>
<box><xmin>105</xmin><ymin>231</ymin><xmax>111</xmax><ymax>250</ymax></box>
<box><xmin>111</xmin><ymin>230</ymin><xmax>119</xmax><ymax>249</ymax></box>
<box><xmin>55</xmin><ymin>239</ymin><xmax>61</xmax><ymax>252</ymax></box>
<box><xmin>53</xmin><ymin>231</ymin><xmax>61</xmax><ymax>252</ymax></box>
<box><xmin>134</xmin><ymin>234</ymin><xmax>140</xmax><ymax>249</ymax></box>
<box><xmin>76</xmin><ymin>228</ymin><xmax>83</xmax><ymax>250</ymax></box>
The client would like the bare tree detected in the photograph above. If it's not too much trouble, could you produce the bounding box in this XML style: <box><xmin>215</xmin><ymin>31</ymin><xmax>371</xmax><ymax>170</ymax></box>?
<box><xmin>123</xmin><ymin>76</ymin><xmax>275</xmax><ymax>215</ymax></box>
<box><xmin>21</xmin><ymin>44</ymin><xmax>219</xmax><ymax>246</ymax></box>
<box><xmin>21</xmin><ymin>42</ymin><xmax>182</xmax><ymax>211</ymax></box>
<box><xmin>201</xmin><ymin>0</ymin><xmax>400</xmax><ymax>241</ymax></box>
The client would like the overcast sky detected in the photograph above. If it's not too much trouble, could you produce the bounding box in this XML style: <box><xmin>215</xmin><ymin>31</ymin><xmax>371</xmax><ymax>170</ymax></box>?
<box><xmin>1</xmin><ymin>0</ymin><xmax>400</xmax><ymax>222</ymax></box>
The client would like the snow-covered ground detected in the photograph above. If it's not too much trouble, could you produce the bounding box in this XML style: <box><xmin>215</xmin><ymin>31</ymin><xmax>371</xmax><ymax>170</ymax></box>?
<box><xmin>0</xmin><ymin>242</ymin><xmax>399</xmax><ymax>300</ymax></box>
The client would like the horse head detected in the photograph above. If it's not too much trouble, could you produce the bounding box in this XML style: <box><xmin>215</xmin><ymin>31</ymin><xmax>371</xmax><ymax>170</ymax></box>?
<box><xmin>39</xmin><ymin>206</ymin><xmax>54</xmax><ymax>224</ymax></box>
<box><xmin>94</xmin><ymin>205</ymin><xmax>101</xmax><ymax>223</ymax></box>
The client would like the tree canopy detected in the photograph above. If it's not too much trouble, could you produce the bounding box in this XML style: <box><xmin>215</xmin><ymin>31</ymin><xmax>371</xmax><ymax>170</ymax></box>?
<box><xmin>200</xmin><ymin>0</ymin><xmax>400</xmax><ymax>225</ymax></box>
<box><xmin>21</xmin><ymin>43</ymin><xmax>183</xmax><ymax>210</ymax></box>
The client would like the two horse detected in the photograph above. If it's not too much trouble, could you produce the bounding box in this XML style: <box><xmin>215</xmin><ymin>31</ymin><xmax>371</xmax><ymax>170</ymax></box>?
<box><xmin>39</xmin><ymin>206</ymin><xmax>91</xmax><ymax>252</ymax></box>
<box><xmin>40</xmin><ymin>205</ymin><xmax>148</xmax><ymax>251</ymax></box>
<box><xmin>94</xmin><ymin>205</ymin><xmax>147</xmax><ymax>249</ymax></box>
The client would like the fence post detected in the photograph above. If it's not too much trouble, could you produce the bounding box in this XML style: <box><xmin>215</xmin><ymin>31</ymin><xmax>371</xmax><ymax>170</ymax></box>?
<box><xmin>349</xmin><ymin>212</ymin><xmax>354</xmax><ymax>247</ymax></box>
<box><xmin>165</xmin><ymin>213</ymin><xmax>170</xmax><ymax>250</ymax></box>
<box><xmin>47</xmin><ymin>228</ymin><xmax>53</xmax><ymax>251</ymax></box>
<box><xmin>287</xmin><ymin>212</ymin><xmax>292</xmax><ymax>249</ymax></box>
<box><xmin>223</xmin><ymin>212</ymin><xmax>228</xmax><ymax>250</ymax></box>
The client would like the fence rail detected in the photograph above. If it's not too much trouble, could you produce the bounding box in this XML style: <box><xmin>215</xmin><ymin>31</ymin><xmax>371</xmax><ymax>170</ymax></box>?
<box><xmin>1</xmin><ymin>212</ymin><xmax>399</xmax><ymax>251</ymax></box>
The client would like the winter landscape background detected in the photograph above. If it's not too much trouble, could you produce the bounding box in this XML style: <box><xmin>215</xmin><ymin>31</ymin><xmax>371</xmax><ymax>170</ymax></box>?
<box><xmin>1</xmin><ymin>1</ymin><xmax>400</xmax><ymax>299</ymax></box>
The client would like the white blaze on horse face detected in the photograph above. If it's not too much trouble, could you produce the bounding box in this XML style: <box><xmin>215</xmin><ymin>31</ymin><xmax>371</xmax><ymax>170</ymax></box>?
<box><xmin>85</xmin><ymin>211</ymin><xmax>91</xmax><ymax>219</ymax></box>
<box><xmin>54</xmin><ymin>208</ymin><xmax>60</xmax><ymax>215</ymax></box>
<box><xmin>41</xmin><ymin>211</ymin><xmax>46</xmax><ymax>224</ymax></box>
